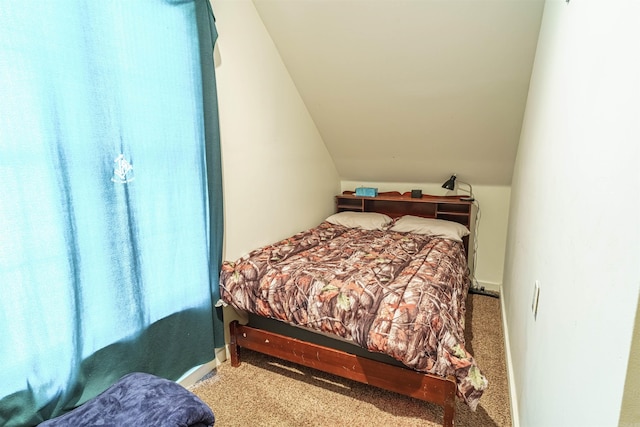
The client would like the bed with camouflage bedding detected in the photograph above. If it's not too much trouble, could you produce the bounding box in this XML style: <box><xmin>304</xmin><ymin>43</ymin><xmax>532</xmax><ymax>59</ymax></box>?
<box><xmin>220</xmin><ymin>196</ymin><xmax>487</xmax><ymax>427</ymax></box>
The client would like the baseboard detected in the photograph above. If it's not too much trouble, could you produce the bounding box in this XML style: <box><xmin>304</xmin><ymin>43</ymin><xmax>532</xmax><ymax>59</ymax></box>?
<box><xmin>177</xmin><ymin>347</ymin><xmax>226</xmax><ymax>388</ymax></box>
<box><xmin>500</xmin><ymin>285</ymin><xmax>520</xmax><ymax>427</ymax></box>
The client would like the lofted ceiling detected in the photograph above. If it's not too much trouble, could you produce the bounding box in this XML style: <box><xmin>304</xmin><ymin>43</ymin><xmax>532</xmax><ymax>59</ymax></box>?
<box><xmin>252</xmin><ymin>0</ymin><xmax>545</xmax><ymax>186</ymax></box>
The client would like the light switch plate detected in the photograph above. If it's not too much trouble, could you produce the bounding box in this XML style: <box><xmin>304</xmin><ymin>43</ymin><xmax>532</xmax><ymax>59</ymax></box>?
<box><xmin>532</xmin><ymin>280</ymin><xmax>540</xmax><ymax>320</ymax></box>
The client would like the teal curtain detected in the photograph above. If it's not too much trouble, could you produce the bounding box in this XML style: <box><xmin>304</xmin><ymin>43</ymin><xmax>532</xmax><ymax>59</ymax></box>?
<box><xmin>0</xmin><ymin>1</ymin><xmax>223</xmax><ymax>425</ymax></box>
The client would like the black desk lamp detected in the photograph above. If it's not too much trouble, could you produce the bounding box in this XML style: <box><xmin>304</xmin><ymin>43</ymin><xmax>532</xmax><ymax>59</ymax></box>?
<box><xmin>441</xmin><ymin>174</ymin><xmax>493</xmax><ymax>297</ymax></box>
<box><xmin>442</xmin><ymin>174</ymin><xmax>474</xmax><ymax>201</ymax></box>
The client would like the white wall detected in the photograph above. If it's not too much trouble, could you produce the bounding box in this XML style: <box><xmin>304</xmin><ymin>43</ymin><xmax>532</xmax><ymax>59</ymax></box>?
<box><xmin>211</xmin><ymin>0</ymin><xmax>341</xmax><ymax>262</ymax></box>
<box><xmin>503</xmin><ymin>1</ymin><xmax>640</xmax><ymax>426</ymax></box>
<box><xmin>341</xmin><ymin>180</ymin><xmax>510</xmax><ymax>292</ymax></box>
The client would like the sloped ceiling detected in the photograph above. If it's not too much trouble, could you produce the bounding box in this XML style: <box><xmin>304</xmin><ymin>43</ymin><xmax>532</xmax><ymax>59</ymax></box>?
<box><xmin>252</xmin><ymin>0</ymin><xmax>544</xmax><ymax>186</ymax></box>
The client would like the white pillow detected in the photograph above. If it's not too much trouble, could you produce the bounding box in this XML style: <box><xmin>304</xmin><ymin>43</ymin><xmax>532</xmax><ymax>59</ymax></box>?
<box><xmin>389</xmin><ymin>215</ymin><xmax>470</xmax><ymax>242</ymax></box>
<box><xmin>325</xmin><ymin>211</ymin><xmax>393</xmax><ymax>230</ymax></box>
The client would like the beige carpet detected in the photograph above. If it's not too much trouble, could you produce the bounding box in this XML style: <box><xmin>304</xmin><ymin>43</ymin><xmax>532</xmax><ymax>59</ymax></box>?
<box><xmin>191</xmin><ymin>294</ymin><xmax>511</xmax><ymax>427</ymax></box>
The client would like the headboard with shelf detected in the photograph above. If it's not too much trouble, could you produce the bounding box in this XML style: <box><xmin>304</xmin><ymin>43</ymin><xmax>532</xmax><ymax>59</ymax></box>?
<box><xmin>336</xmin><ymin>191</ymin><xmax>475</xmax><ymax>264</ymax></box>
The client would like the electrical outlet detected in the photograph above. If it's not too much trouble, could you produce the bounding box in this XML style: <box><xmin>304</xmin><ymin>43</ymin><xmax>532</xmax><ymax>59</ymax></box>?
<box><xmin>531</xmin><ymin>280</ymin><xmax>540</xmax><ymax>320</ymax></box>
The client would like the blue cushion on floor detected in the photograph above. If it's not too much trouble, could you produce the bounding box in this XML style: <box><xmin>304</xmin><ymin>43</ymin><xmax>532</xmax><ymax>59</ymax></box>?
<box><xmin>39</xmin><ymin>372</ymin><xmax>215</xmax><ymax>427</ymax></box>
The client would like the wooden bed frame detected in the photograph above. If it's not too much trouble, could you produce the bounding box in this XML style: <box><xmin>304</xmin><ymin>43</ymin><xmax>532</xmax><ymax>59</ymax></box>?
<box><xmin>227</xmin><ymin>191</ymin><xmax>475</xmax><ymax>427</ymax></box>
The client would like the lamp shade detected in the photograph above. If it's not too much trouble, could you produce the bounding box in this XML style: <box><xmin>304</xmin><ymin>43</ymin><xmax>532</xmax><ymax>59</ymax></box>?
<box><xmin>442</xmin><ymin>175</ymin><xmax>457</xmax><ymax>191</ymax></box>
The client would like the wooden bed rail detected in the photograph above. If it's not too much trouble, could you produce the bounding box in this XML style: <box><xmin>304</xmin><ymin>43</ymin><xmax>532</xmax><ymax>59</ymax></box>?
<box><xmin>229</xmin><ymin>320</ymin><xmax>457</xmax><ymax>427</ymax></box>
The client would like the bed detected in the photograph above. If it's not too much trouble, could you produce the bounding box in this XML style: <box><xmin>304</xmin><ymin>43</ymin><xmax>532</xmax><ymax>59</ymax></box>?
<box><xmin>219</xmin><ymin>191</ymin><xmax>487</xmax><ymax>427</ymax></box>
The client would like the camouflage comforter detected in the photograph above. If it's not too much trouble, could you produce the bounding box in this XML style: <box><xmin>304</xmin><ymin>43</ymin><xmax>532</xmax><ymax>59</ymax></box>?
<box><xmin>220</xmin><ymin>221</ymin><xmax>487</xmax><ymax>409</ymax></box>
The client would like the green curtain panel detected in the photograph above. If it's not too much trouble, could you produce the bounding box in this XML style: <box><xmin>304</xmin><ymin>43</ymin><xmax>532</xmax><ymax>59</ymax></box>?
<box><xmin>0</xmin><ymin>1</ymin><xmax>223</xmax><ymax>425</ymax></box>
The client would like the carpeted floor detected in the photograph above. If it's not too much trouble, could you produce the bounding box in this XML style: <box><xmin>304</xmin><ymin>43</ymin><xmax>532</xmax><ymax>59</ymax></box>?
<box><xmin>190</xmin><ymin>293</ymin><xmax>511</xmax><ymax>427</ymax></box>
